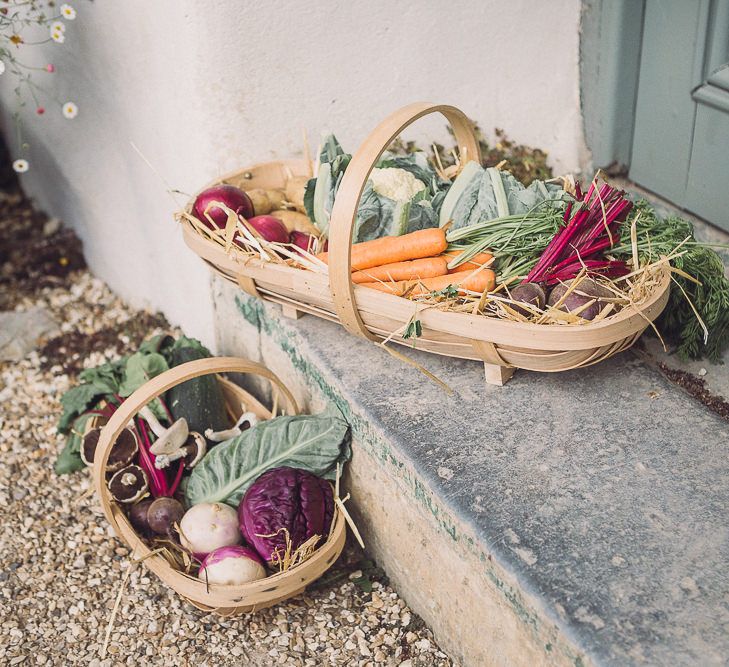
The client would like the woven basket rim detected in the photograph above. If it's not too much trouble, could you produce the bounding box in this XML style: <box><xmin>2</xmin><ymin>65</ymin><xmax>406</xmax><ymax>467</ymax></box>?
<box><xmin>180</xmin><ymin>211</ymin><xmax>671</xmax><ymax>336</ymax></box>
<box><xmin>94</xmin><ymin>361</ymin><xmax>347</xmax><ymax>612</ymax></box>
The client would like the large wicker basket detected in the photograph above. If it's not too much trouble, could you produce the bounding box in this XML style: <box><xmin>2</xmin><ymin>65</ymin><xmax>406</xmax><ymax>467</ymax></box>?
<box><xmin>94</xmin><ymin>357</ymin><xmax>347</xmax><ymax>616</ymax></box>
<box><xmin>181</xmin><ymin>103</ymin><xmax>670</xmax><ymax>385</ymax></box>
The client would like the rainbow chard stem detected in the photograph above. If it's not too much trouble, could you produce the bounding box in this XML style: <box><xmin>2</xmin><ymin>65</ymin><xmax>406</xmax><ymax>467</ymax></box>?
<box><xmin>525</xmin><ymin>179</ymin><xmax>632</xmax><ymax>285</ymax></box>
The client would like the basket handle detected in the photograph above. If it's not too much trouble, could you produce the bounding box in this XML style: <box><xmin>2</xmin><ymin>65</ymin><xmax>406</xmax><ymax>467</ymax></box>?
<box><xmin>327</xmin><ymin>102</ymin><xmax>481</xmax><ymax>339</ymax></box>
<box><xmin>93</xmin><ymin>357</ymin><xmax>299</xmax><ymax>524</ymax></box>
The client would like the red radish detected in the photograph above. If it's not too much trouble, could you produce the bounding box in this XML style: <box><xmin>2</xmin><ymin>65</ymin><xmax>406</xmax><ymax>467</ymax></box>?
<box><xmin>193</xmin><ymin>185</ymin><xmax>254</xmax><ymax>230</ymax></box>
<box><xmin>246</xmin><ymin>215</ymin><xmax>290</xmax><ymax>244</ymax></box>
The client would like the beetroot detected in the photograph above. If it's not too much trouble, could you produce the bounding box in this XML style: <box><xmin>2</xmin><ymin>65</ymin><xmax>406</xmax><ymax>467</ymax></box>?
<box><xmin>238</xmin><ymin>467</ymin><xmax>334</xmax><ymax>563</ymax></box>
<box><xmin>547</xmin><ymin>277</ymin><xmax>613</xmax><ymax>321</ymax></box>
<box><xmin>508</xmin><ymin>283</ymin><xmax>546</xmax><ymax>316</ymax></box>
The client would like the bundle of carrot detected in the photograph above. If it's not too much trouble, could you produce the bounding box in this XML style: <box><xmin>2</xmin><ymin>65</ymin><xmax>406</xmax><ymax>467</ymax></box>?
<box><xmin>316</xmin><ymin>228</ymin><xmax>496</xmax><ymax>297</ymax></box>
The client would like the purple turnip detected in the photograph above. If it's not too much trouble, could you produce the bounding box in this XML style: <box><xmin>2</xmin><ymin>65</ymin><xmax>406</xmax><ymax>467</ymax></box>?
<box><xmin>199</xmin><ymin>546</ymin><xmax>266</xmax><ymax>585</ymax></box>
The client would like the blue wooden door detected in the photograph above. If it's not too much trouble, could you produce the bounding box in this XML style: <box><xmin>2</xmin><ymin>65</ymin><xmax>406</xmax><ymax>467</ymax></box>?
<box><xmin>630</xmin><ymin>0</ymin><xmax>729</xmax><ymax>230</ymax></box>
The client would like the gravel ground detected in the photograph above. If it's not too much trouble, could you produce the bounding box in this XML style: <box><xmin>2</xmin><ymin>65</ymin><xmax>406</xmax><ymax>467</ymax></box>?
<box><xmin>0</xmin><ymin>189</ymin><xmax>454</xmax><ymax>666</ymax></box>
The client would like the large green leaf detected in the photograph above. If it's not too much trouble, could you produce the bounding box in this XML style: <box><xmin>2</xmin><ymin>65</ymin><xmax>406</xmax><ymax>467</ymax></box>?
<box><xmin>440</xmin><ymin>162</ymin><xmax>566</xmax><ymax>230</ymax></box>
<box><xmin>57</xmin><ymin>383</ymin><xmax>105</xmax><ymax>433</ymax></box>
<box><xmin>183</xmin><ymin>404</ymin><xmax>351</xmax><ymax>508</ymax></box>
<box><xmin>118</xmin><ymin>351</ymin><xmax>169</xmax><ymax>396</ymax></box>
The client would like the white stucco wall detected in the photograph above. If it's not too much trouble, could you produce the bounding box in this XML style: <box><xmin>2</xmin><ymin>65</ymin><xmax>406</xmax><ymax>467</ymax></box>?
<box><xmin>1</xmin><ymin>0</ymin><xmax>586</xmax><ymax>347</ymax></box>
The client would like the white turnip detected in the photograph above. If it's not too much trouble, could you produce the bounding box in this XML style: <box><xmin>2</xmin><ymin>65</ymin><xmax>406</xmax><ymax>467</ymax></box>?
<box><xmin>179</xmin><ymin>502</ymin><xmax>241</xmax><ymax>557</ymax></box>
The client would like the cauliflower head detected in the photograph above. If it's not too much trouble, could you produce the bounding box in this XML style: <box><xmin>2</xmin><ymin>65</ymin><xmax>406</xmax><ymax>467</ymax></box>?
<box><xmin>369</xmin><ymin>168</ymin><xmax>426</xmax><ymax>202</ymax></box>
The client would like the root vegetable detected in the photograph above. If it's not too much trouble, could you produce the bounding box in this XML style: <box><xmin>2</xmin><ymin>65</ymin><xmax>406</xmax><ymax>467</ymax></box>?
<box><xmin>147</xmin><ymin>497</ymin><xmax>185</xmax><ymax>536</ymax></box>
<box><xmin>284</xmin><ymin>176</ymin><xmax>309</xmax><ymax>212</ymax></box>
<box><xmin>193</xmin><ymin>185</ymin><xmax>253</xmax><ymax>230</ymax></box>
<box><xmin>247</xmin><ymin>188</ymin><xmax>285</xmax><ymax>215</ymax></box>
<box><xmin>508</xmin><ymin>283</ymin><xmax>546</xmax><ymax>316</ymax></box>
<box><xmin>270</xmin><ymin>209</ymin><xmax>319</xmax><ymax>235</ymax></box>
<box><xmin>443</xmin><ymin>251</ymin><xmax>494</xmax><ymax>273</ymax></box>
<box><xmin>246</xmin><ymin>215</ymin><xmax>290</xmax><ymax>244</ymax></box>
<box><xmin>317</xmin><ymin>228</ymin><xmax>448</xmax><ymax>271</ymax></box>
<box><xmin>361</xmin><ymin>269</ymin><xmax>495</xmax><ymax>297</ymax></box>
<box><xmin>179</xmin><ymin>502</ymin><xmax>242</xmax><ymax>557</ymax></box>
<box><xmin>351</xmin><ymin>257</ymin><xmax>447</xmax><ymax>284</ymax></box>
<box><xmin>199</xmin><ymin>545</ymin><xmax>266</xmax><ymax>585</ymax></box>
<box><xmin>129</xmin><ymin>499</ymin><xmax>154</xmax><ymax>533</ymax></box>
<box><xmin>547</xmin><ymin>277</ymin><xmax>613</xmax><ymax>320</ymax></box>
<box><xmin>289</xmin><ymin>231</ymin><xmax>317</xmax><ymax>254</ymax></box>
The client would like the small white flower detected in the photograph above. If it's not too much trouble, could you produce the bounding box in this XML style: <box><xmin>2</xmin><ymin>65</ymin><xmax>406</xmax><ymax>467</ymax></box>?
<box><xmin>0</xmin><ymin>61</ymin><xmax>5</xmax><ymax>75</ymax></box>
<box><xmin>50</xmin><ymin>20</ymin><xmax>66</xmax><ymax>34</ymax></box>
<box><xmin>51</xmin><ymin>28</ymin><xmax>66</xmax><ymax>44</ymax></box>
<box><xmin>60</xmin><ymin>4</ymin><xmax>76</xmax><ymax>20</ymax></box>
<box><xmin>62</xmin><ymin>102</ymin><xmax>78</xmax><ymax>119</ymax></box>
<box><xmin>13</xmin><ymin>159</ymin><xmax>29</xmax><ymax>173</ymax></box>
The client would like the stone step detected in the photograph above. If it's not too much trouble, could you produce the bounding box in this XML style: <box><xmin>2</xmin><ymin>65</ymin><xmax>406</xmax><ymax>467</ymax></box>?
<box><xmin>213</xmin><ymin>275</ymin><xmax>729</xmax><ymax>667</ymax></box>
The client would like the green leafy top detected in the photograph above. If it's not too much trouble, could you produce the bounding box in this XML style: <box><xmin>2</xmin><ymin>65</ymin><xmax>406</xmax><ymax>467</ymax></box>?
<box><xmin>612</xmin><ymin>200</ymin><xmax>729</xmax><ymax>361</ymax></box>
<box><xmin>304</xmin><ymin>134</ymin><xmax>446</xmax><ymax>242</ymax></box>
<box><xmin>55</xmin><ymin>333</ymin><xmax>213</xmax><ymax>474</ymax></box>
<box><xmin>183</xmin><ymin>403</ymin><xmax>351</xmax><ymax>507</ymax></box>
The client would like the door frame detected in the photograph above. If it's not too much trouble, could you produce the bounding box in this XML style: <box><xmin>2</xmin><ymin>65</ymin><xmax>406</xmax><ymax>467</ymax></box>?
<box><xmin>580</xmin><ymin>0</ymin><xmax>647</xmax><ymax>171</ymax></box>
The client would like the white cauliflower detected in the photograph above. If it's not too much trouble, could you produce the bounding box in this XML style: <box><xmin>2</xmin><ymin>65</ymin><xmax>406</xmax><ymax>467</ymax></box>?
<box><xmin>369</xmin><ymin>168</ymin><xmax>426</xmax><ymax>202</ymax></box>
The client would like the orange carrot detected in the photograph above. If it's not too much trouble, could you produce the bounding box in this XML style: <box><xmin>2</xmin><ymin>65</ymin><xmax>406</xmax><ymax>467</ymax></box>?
<box><xmin>442</xmin><ymin>251</ymin><xmax>494</xmax><ymax>274</ymax></box>
<box><xmin>351</xmin><ymin>257</ymin><xmax>448</xmax><ymax>284</ymax></box>
<box><xmin>317</xmin><ymin>228</ymin><xmax>447</xmax><ymax>271</ymax></box>
<box><xmin>361</xmin><ymin>269</ymin><xmax>495</xmax><ymax>297</ymax></box>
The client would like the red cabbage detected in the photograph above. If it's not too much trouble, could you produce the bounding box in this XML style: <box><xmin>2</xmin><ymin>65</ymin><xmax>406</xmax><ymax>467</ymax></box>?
<box><xmin>238</xmin><ymin>467</ymin><xmax>334</xmax><ymax>563</ymax></box>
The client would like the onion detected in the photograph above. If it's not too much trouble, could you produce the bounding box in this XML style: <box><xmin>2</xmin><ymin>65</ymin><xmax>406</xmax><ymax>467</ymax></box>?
<box><xmin>246</xmin><ymin>215</ymin><xmax>290</xmax><ymax>244</ymax></box>
<box><xmin>193</xmin><ymin>185</ymin><xmax>254</xmax><ymax>230</ymax></box>
<box><xmin>289</xmin><ymin>231</ymin><xmax>316</xmax><ymax>253</ymax></box>
<box><xmin>199</xmin><ymin>545</ymin><xmax>266</xmax><ymax>585</ymax></box>
<box><xmin>179</xmin><ymin>502</ymin><xmax>241</xmax><ymax>558</ymax></box>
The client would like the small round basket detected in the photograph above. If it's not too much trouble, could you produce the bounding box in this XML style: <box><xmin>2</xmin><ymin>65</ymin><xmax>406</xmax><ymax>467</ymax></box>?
<box><xmin>93</xmin><ymin>357</ymin><xmax>347</xmax><ymax>616</ymax></box>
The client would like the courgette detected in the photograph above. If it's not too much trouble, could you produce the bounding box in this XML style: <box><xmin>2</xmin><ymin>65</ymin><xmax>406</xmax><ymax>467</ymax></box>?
<box><xmin>166</xmin><ymin>345</ymin><xmax>228</xmax><ymax>436</ymax></box>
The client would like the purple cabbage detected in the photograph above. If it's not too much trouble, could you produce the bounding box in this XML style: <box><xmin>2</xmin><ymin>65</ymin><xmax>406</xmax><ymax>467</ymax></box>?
<box><xmin>238</xmin><ymin>467</ymin><xmax>334</xmax><ymax>563</ymax></box>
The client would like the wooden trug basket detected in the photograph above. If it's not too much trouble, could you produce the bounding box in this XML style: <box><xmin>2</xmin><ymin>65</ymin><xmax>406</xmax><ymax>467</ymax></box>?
<box><xmin>181</xmin><ymin>102</ymin><xmax>671</xmax><ymax>386</ymax></box>
<box><xmin>94</xmin><ymin>357</ymin><xmax>347</xmax><ymax>616</ymax></box>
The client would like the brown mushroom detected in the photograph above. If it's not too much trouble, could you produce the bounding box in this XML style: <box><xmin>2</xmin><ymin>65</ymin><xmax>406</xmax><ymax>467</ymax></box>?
<box><xmin>108</xmin><ymin>465</ymin><xmax>148</xmax><ymax>504</ymax></box>
<box><xmin>204</xmin><ymin>411</ymin><xmax>258</xmax><ymax>442</ymax></box>
<box><xmin>81</xmin><ymin>426</ymin><xmax>138</xmax><ymax>472</ymax></box>
<box><xmin>80</xmin><ymin>427</ymin><xmax>102</xmax><ymax>467</ymax></box>
<box><xmin>152</xmin><ymin>432</ymin><xmax>206</xmax><ymax>469</ymax></box>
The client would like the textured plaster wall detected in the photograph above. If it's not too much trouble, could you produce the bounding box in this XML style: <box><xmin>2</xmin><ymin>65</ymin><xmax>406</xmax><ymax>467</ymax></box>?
<box><xmin>0</xmin><ymin>0</ymin><xmax>586</xmax><ymax>345</ymax></box>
